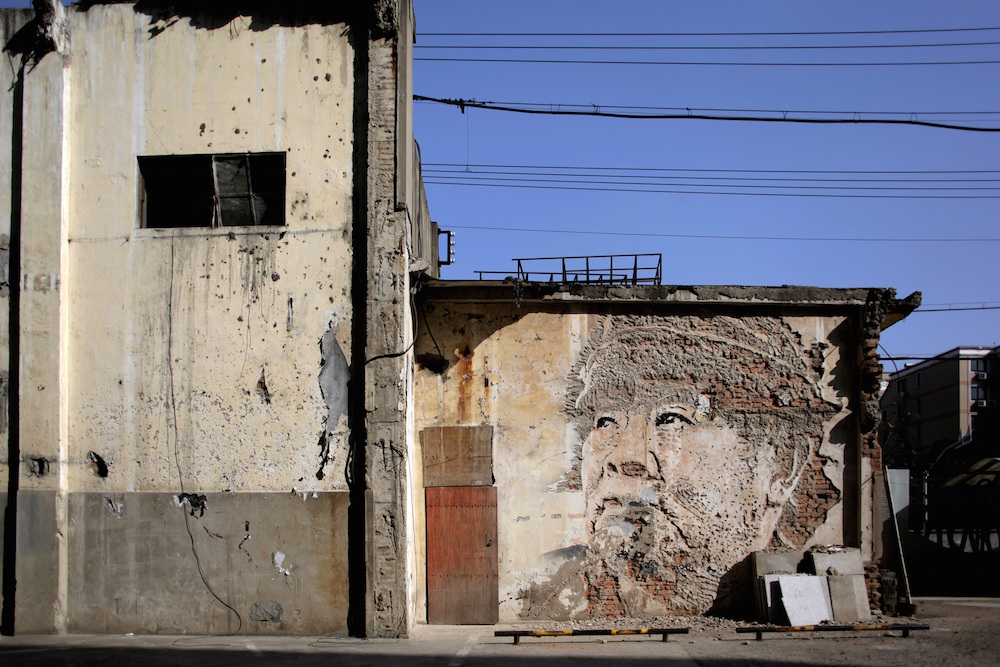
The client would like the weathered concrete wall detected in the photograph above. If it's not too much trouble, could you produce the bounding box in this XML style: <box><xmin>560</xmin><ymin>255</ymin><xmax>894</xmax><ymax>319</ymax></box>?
<box><xmin>0</xmin><ymin>9</ymin><xmax>33</xmax><ymax>635</ymax></box>
<box><xmin>66</xmin><ymin>491</ymin><xmax>348</xmax><ymax>635</ymax></box>
<box><xmin>0</xmin><ymin>5</ymin><xmax>68</xmax><ymax>633</ymax></box>
<box><xmin>1</xmin><ymin>3</ymin><xmax>359</xmax><ymax>634</ymax></box>
<box><xmin>65</xmin><ymin>5</ymin><xmax>355</xmax><ymax>495</ymax></box>
<box><xmin>363</xmin><ymin>27</ymin><xmax>412</xmax><ymax>637</ymax></box>
<box><xmin>59</xmin><ymin>7</ymin><xmax>355</xmax><ymax>633</ymax></box>
<box><xmin>414</xmin><ymin>293</ymin><xmax>871</xmax><ymax>621</ymax></box>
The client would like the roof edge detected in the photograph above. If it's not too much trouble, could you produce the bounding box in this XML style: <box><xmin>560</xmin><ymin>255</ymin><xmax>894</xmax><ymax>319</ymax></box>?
<box><xmin>420</xmin><ymin>279</ymin><xmax>919</xmax><ymax>313</ymax></box>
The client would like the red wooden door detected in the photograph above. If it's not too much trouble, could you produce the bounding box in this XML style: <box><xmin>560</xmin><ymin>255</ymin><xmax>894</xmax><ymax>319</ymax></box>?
<box><xmin>426</xmin><ymin>486</ymin><xmax>499</xmax><ymax>624</ymax></box>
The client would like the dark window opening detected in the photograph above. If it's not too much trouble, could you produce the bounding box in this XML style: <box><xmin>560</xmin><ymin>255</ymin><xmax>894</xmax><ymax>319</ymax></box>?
<box><xmin>139</xmin><ymin>153</ymin><xmax>285</xmax><ymax>228</ymax></box>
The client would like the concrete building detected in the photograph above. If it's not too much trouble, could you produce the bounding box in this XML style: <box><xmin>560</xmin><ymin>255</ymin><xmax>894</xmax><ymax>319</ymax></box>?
<box><xmin>879</xmin><ymin>347</ymin><xmax>1000</xmax><ymax>595</ymax></box>
<box><xmin>880</xmin><ymin>346</ymin><xmax>999</xmax><ymax>465</ymax></box>
<box><xmin>1</xmin><ymin>0</ymin><xmax>920</xmax><ymax>638</ymax></box>
<box><xmin>1</xmin><ymin>0</ymin><xmax>433</xmax><ymax>637</ymax></box>
<box><xmin>412</xmin><ymin>282</ymin><xmax>917</xmax><ymax>621</ymax></box>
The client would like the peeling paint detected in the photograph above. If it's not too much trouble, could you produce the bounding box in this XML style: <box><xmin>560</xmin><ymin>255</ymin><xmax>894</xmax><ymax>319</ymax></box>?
<box><xmin>0</xmin><ymin>370</ymin><xmax>7</xmax><ymax>433</ymax></box>
<box><xmin>175</xmin><ymin>493</ymin><xmax>208</xmax><ymax>518</ymax></box>
<box><xmin>105</xmin><ymin>497</ymin><xmax>124</xmax><ymax>518</ymax></box>
<box><xmin>316</xmin><ymin>326</ymin><xmax>348</xmax><ymax>479</ymax></box>
<box><xmin>272</xmin><ymin>551</ymin><xmax>292</xmax><ymax>576</ymax></box>
<box><xmin>0</xmin><ymin>237</ymin><xmax>9</xmax><ymax>296</ymax></box>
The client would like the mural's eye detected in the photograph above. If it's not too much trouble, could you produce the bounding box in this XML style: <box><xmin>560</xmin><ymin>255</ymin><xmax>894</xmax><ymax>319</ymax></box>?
<box><xmin>596</xmin><ymin>415</ymin><xmax>619</xmax><ymax>429</ymax></box>
<box><xmin>655</xmin><ymin>411</ymin><xmax>694</xmax><ymax>427</ymax></box>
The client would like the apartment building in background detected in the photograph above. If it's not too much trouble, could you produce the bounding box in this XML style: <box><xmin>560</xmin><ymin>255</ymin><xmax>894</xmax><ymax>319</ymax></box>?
<box><xmin>880</xmin><ymin>346</ymin><xmax>999</xmax><ymax>466</ymax></box>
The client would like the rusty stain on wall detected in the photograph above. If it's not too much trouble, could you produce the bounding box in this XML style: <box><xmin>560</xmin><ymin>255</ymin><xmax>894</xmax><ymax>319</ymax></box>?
<box><xmin>237</xmin><ymin>240</ymin><xmax>280</xmax><ymax>306</ymax></box>
<box><xmin>454</xmin><ymin>343</ymin><xmax>473</xmax><ymax>423</ymax></box>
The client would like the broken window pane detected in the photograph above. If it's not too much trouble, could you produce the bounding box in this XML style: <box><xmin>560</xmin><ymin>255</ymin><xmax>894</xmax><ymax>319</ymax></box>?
<box><xmin>214</xmin><ymin>155</ymin><xmax>251</xmax><ymax>195</ymax></box>
<box><xmin>138</xmin><ymin>152</ymin><xmax>285</xmax><ymax>228</ymax></box>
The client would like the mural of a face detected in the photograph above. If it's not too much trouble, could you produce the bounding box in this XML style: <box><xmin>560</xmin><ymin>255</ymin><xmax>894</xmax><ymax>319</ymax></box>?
<box><xmin>568</xmin><ymin>315</ymin><xmax>837</xmax><ymax>616</ymax></box>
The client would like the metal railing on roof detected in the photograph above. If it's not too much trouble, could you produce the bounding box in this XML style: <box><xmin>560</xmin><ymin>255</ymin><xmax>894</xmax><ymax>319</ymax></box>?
<box><xmin>475</xmin><ymin>253</ymin><xmax>662</xmax><ymax>286</ymax></box>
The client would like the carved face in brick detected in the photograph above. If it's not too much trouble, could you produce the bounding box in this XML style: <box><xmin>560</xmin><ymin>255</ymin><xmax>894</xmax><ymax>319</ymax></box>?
<box><xmin>567</xmin><ymin>315</ymin><xmax>836</xmax><ymax>616</ymax></box>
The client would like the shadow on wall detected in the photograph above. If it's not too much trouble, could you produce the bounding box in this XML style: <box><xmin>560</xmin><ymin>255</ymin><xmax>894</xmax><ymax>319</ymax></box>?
<box><xmin>77</xmin><ymin>2</ymin><xmax>367</xmax><ymax>34</ymax></box>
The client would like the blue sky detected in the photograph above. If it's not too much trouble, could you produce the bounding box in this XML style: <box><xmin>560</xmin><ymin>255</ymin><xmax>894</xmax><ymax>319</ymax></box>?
<box><xmin>1</xmin><ymin>1</ymin><xmax>997</xmax><ymax>360</ymax></box>
<box><xmin>411</xmin><ymin>1</ymin><xmax>1000</xmax><ymax>361</ymax></box>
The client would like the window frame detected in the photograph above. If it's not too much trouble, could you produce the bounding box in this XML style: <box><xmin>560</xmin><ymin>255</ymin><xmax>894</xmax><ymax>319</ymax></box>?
<box><xmin>138</xmin><ymin>152</ymin><xmax>286</xmax><ymax>229</ymax></box>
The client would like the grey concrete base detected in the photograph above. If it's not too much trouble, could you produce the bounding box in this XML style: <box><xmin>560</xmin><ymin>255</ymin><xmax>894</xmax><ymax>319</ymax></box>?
<box><xmin>65</xmin><ymin>491</ymin><xmax>349</xmax><ymax>635</ymax></box>
<box><xmin>828</xmin><ymin>574</ymin><xmax>872</xmax><ymax>623</ymax></box>
<box><xmin>753</xmin><ymin>551</ymin><xmax>803</xmax><ymax>621</ymax></box>
<box><xmin>13</xmin><ymin>490</ymin><xmax>59</xmax><ymax>634</ymax></box>
<box><xmin>778</xmin><ymin>575</ymin><xmax>834</xmax><ymax>626</ymax></box>
<box><xmin>810</xmin><ymin>548</ymin><xmax>864</xmax><ymax>576</ymax></box>
<box><xmin>752</xmin><ymin>550</ymin><xmax>802</xmax><ymax>578</ymax></box>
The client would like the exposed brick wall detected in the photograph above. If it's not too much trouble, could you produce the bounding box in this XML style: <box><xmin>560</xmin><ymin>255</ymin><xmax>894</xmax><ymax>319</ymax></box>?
<box><xmin>859</xmin><ymin>290</ymin><xmax>894</xmax><ymax>609</ymax></box>
<box><xmin>779</xmin><ymin>449</ymin><xmax>842</xmax><ymax>548</ymax></box>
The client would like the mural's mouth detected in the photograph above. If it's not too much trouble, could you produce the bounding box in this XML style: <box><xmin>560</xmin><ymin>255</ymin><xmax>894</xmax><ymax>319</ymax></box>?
<box><xmin>592</xmin><ymin>499</ymin><xmax>683</xmax><ymax>545</ymax></box>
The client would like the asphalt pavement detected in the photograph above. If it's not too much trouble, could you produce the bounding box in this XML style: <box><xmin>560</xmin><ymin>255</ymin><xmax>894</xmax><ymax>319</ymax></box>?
<box><xmin>1</xmin><ymin>599</ymin><xmax>997</xmax><ymax>666</ymax></box>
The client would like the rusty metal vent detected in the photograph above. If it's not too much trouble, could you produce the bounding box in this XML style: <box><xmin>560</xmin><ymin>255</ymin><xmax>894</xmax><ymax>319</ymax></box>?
<box><xmin>476</xmin><ymin>254</ymin><xmax>662</xmax><ymax>285</ymax></box>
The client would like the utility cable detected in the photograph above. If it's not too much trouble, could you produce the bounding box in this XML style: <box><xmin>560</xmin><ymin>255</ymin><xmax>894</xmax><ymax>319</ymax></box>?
<box><xmin>167</xmin><ymin>240</ymin><xmax>243</xmax><ymax>636</ymax></box>
<box><xmin>912</xmin><ymin>305</ymin><xmax>1000</xmax><ymax>312</ymax></box>
<box><xmin>415</xmin><ymin>56</ymin><xmax>1000</xmax><ymax>67</ymax></box>
<box><xmin>424</xmin><ymin>162</ymin><xmax>1000</xmax><ymax>176</ymax></box>
<box><xmin>420</xmin><ymin>100</ymin><xmax>1000</xmax><ymax>120</ymax></box>
<box><xmin>442</xmin><ymin>224</ymin><xmax>1000</xmax><ymax>244</ymax></box>
<box><xmin>421</xmin><ymin>27</ymin><xmax>1000</xmax><ymax>38</ymax></box>
<box><xmin>416</xmin><ymin>39</ymin><xmax>1000</xmax><ymax>52</ymax></box>
<box><xmin>423</xmin><ymin>167</ymin><xmax>1000</xmax><ymax>184</ymax></box>
<box><xmin>414</xmin><ymin>95</ymin><xmax>1000</xmax><ymax>132</ymax></box>
<box><xmin>425</xmin><ymin>173</ymin><xmax>1000</xmax><ymax>192</ymax></box>
<box><xmin>423</xmin><ymin>180</ymin><xmax>1000</xmax><ymax>199</ymax></box>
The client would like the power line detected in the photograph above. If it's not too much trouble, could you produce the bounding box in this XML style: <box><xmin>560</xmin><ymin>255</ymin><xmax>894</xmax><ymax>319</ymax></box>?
<box><xmin>427</xmin><ymin>173</ymin><xmax>1000</xmax><ymax>192</ymax></box>
<box><xmin>883</xmin><ymin>354</ymin><xmax>998</xmax><ymax>361</ymax></box>
<box><xmin>913</xmin><ymin>305</ymin><xmax>1000</xmax><ymax>312</ymax></box>
<box><xmin>425</xmin><ymin>162</ymin><xmax>1000</xmax><ymax>176</ymax></box>
<box><xmin>922</xmin><ymin>300</ymin><xmax>1000</xmax><ymax>307</ymax></box>
<box><xmin>421</xmin><ymin>27</ymin><xmax>1000</xmax><ymax>38</ymax></box>
<box><xmin>414</xmin><ymin>95</ymin><xmax>1000</xmax><ymax>132</ymax></box>
<box><xmin>415</xmin><ymin>56</ymin><xmax>1000</xmax><ymax>67</ymax></box>
<box><xmin>416</xmin><ymin>39</ymin><xmax>1000</xmax><ymax>52</ymax></box>
<box><xmin>444</xmin><ymin>224</ymin><xmax>1000</xmax><ymax>244</ymax></box>
<box><xmin>419</xmin><ymin>101</ymin><xmax>1000</xmax><ymax>118</ymax></box>
<box><xmin>425</xmin><ymin>179</ymin><xmax>1000</xmax><ymax>199</ymax></box>
<box><xmin>424</xmin><ymin>167</ymin><xmax>1000</xmax><ymax>186</ymax></box>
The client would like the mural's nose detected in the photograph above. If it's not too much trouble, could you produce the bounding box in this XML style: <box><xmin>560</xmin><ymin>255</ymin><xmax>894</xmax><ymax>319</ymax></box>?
<box><xmin>602</xmin><ymin>412</ymin><xmax>654</xmax><ymax>478</ymax></box>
